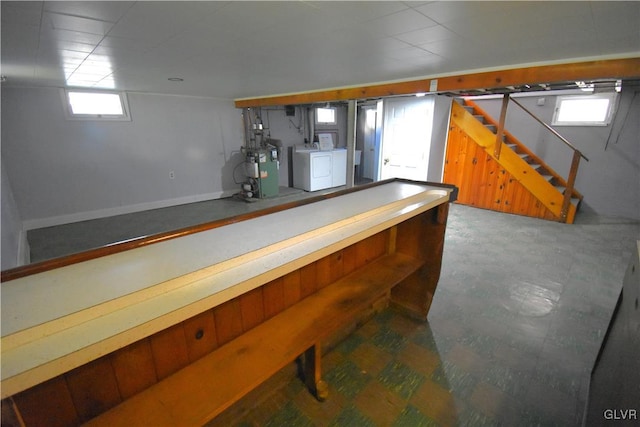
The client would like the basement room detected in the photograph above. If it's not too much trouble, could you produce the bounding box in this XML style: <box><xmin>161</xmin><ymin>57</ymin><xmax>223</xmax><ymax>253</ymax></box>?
<box><xmin>1</xmin><ymin>2</ymin><xmax>639</xmax><ymax>426</ymax></box>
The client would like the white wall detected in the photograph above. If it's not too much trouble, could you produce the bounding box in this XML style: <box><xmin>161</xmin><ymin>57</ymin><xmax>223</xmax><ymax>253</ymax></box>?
<box><xmin>1</xmin><ymin>160</ymin><xmax>29</xmax><ymax>269</ymax></box>
<box><xmin>1</xmin><ymin>87</ymin><xmax>243</xmax><ymax>229</ymax></box>
<box><xmin>473</xmin><ymin>90</ymin><xmax>640</xmax><ymax>220</ymax></box>
<box><xmin>428</xmin><ymin>95</ymin><xmax>452</xmax><ymax>182</ymax></box>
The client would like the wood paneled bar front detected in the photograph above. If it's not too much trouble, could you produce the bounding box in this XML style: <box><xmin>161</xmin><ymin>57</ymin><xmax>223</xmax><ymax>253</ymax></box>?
<box><xmin>1</xmin><ymin>179</ymin><xmax>456</xmax><ymax>426</ymax></box>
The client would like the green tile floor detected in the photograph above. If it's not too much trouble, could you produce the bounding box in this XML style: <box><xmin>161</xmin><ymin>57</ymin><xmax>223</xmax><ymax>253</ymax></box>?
<box><xmin>206</xmin><ymin>204</ymin><xmax>639</xmax><ymax>426</ymax></box>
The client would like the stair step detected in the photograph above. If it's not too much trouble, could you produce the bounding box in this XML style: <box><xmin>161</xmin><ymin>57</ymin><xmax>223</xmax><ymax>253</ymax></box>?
<box><xmin>541</xmin><ymin>174</ymin><xmax>554</xmax><ymax>183</ymax></box>
<box><xmin>473</xmin><ymin>114</ymin><xmax>485</xmax><ymax>122</ymax></box>
<box><xmin>463</xmin><ymin>106</ymin><xmax>474</xmax><ymax>114</ymax></box>
<box><xmin>485</xmin><ymin>124</ymin><xmax>497</xmax><ymax>132</ymax></box>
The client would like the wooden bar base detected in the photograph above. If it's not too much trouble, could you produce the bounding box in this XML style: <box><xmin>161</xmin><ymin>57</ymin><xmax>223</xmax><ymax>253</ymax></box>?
<box><xmin>2</xmin><ymin>180</ymin><xmax>455</xmax><ymax>426</ymax></box>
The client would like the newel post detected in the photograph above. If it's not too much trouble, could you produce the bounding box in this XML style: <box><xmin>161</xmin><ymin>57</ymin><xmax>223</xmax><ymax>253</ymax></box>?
<box><xmin>494</xmin><ymin>93</ymin><xmax>510</xmax><ymax>159</ymax></box>
<box><xmin>561</xmin><ymin>150</ymin><xmax>582</xmax><ymax>222</ymax></box>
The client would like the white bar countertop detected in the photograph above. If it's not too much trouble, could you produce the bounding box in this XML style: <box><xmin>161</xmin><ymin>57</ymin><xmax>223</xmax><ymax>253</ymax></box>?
<box><xmin>1</xmin><ymin>180</ymin><xmax>452</xmax><ymax>397</ymax></box>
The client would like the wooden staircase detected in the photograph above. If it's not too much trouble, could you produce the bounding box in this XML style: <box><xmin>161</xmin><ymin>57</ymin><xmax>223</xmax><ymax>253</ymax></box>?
<box><xmin>444</xmin><ymin>98</ymin><xmax>584</xmax><ymax>223</ymax></box>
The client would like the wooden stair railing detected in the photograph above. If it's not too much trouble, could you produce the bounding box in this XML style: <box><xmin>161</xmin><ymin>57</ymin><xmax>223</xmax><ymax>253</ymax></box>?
<box><xmin>507</xmin><ymin>97</ymin><xmax>588</xmax><ymax>221</ymax></box>
<box><xmin>462</xmin><ymin>98</ymin><xmax>587</xmax><ymax>223</ymax></box>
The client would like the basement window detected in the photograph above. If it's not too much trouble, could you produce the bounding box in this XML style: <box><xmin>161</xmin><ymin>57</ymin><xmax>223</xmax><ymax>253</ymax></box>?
<box><xmin>62</xmin><ymin>89</ymin><xmax>131</xmax><ymax>121</ymax></box>
<box><xmin>315</xmin><ymin>107</ymin><xmax>337</xmax><ymax>125</ymax></box>
<box><xmin>552</xmin><ymin>93</ymin><xmax>616</xmax><ymax>126</ymax></box>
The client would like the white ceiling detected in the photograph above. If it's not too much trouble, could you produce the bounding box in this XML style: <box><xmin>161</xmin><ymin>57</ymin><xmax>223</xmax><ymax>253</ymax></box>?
<box><xmin>2</xmin><ymin>1</ymin><xmax>639</xmax><ymax>100</ymax></box>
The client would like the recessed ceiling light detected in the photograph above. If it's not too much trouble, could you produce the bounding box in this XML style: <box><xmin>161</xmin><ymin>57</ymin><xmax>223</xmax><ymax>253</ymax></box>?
<box><xmin>168</xmin><ymin>77</ymin><xmax>184</xmax><ymax>82</ymax></box>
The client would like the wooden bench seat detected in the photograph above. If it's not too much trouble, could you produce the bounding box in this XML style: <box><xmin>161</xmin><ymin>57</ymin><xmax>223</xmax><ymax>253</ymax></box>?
<box><xmin>84</xmin><ymin>252</ymin><xmax>424</xmax><ymax>427</ymax></box>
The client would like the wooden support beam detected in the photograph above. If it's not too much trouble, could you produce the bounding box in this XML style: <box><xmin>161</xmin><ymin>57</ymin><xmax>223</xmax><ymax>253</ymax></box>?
<box><xmin>234</xmin><ymin>57</ymin><xmax>640</xmax><ymax>108</ymax></box>
<box><xmin>494</xmin><ymin>94</ymin><xmax>510</xmax><ymax>159</ymax></box>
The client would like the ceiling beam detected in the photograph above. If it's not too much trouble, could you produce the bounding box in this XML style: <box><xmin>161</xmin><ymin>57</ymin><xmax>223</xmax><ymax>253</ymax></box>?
<box><xmin>234</xmin><ymin>57</ymin><xmax>640</xmax><ymax>108</ymax></box>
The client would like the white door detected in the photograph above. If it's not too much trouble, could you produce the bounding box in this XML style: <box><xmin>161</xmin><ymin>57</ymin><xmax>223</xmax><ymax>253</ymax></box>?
<box><xmin>380</xmin><ymin>96</ymin><xmax>434</xmax><ymax>181</ymax></box>
<box><xmin>362</xmin><ymin>103</ymin><xmax>381</xmax><ymax>181</ymax></box>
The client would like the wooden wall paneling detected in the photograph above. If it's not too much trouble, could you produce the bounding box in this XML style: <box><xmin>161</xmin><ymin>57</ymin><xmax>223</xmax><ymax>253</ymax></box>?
<box><xmin>478</xmin><ymin>154</ymin><xmax>496</xmax><ymax>208</ymax></box>
<box><xmin>509</xmin><ymin>181</ymin><xmax>527</xmax><ymax>216</ymax></box>
<box><xmin>493</xmin><ymin>167</ymin><xmax>508</xmax><ymax>212</ymax></box>
<box><xmin>462</xmin><ymin>130</ymin><xmax>482</xmax><ymax>205</ymax></box>
<box><xmin>482</xmin><ymin>153</ymin><xmax>498</xmax><ymax>208</ymax></box>
<box><xmin>330</xmin><ymin>250</ymin><xmax>345</xmax><ymax>283</ymax></box>
<box><xmin>64</xmin><ymin>357</ymin><xmax>122</xmax><ymax>423</ymax></box>
<box><xmin>282</xmin><ymin>270</ymin><xmax>302</xmax><ymax>309</ymax></box>
<box><xmin>445</xmin><ymin>118</ymin><xmax>563</xmax><ymax>222</ymax></box>
<box><xmin>262</xmin><ymin>277</ymin><xmax>285</xmax><ymax>319</ymax></box>
<box><xmin>502</xmin><ymin>175</ymin><xmax>518</xmax><ymax>214</ymax></box>
<box><xmin>445</xmin><ymin>127</ymin><xmax>467</xmax><ymax>202</ymax></box>
<box><xmin>1</xmin><ymin>398</ymin><xmax>23</xmax><ymax>427</ymax></box>
<box><xmin>183</xmin><ymin>310</ymin><xmax>219</xmax><ymax>362</ymax></box>
<box><xmin>354</xmin><ymin>232</ymin><xmax>388</xmax><ymax>269</ymax></box>
<box><xmin>12</xmin><ymin>376</ymin><xmax>79</xmax><ymax>427</ymax></box>
<box><xmin>316</xmin><ymin>255</ymin><xmax>331</xmax><ymax>289</ymax></box>
<box><xmin>316</xmin><ymin>251</ymin><xmax>344</xmax><ymax>289</ymax></box>
<box><xmin>461</xmin><ymin>135</ymin><xmax>480</xmax><ymax>206</ymax></box>
<box><xmin>239</xmin><ymin>287</ymin><xmax>265</xmax><ymax>332</ymax></box>
<box><xmin>394</xmin><ymin>214</ymin><xmax>424</xmax><ymax>261</ymax></box>
<box><xmin>149</xmin><ymin>323</ymin><xmax>190</xmax><ymax>380</ymax></box>
<box><xmin>467</xmin><ymin>143</ymin><xmax>486</xmax><ymax>208</ymax></box>
<box><xmin>342</xmin><ymin>244</ymin><xmax>358</xmax><ymax>276</ymax></box>
<box><xmin>299</xmin><ymin>262</ymin><xmax>318</xmax><ymax>299</ymax></box>
<box><xmin>212</xmin><ymin>299</ymin><xmax>244</xmax><ymax>346</ymax></box>
<box><xmin>110</xmin><ymin>339</ymin><xmax>157</xmax><ymax>400</ymax></box>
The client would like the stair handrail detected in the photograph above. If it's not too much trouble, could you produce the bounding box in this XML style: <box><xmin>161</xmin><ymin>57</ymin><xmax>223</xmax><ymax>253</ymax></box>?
<box><xmin>505</xmin><ymin>96</ymin><xmax>587</xmax><ymax>222</ymax></box>
<box><xmin>509</xmin><ymin>97</ymin><xmax>589</xmax><ymax>162</ymax></box>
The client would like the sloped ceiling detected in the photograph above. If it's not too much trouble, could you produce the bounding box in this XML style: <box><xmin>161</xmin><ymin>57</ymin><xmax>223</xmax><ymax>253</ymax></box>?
<box><xmin>2</xmin><ymin>1</ymin><xmax>639</xmax><ymax>100</ymax></box>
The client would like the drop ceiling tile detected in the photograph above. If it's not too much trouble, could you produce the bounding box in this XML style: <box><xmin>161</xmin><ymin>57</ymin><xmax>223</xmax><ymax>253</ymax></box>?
<box><xmin>98</xmin><ymin>35</ymin><xmax>157</xmax><ymax>53</ymax></box>
<box><xmin>500</xmin><ymin>1</ymin><xmax>590</xmax><ymax>22</ymax></box>
<box><xmin>54</xmin><ymin>49</ymin><xmax>91</xmax><ymax>61</ymax></box>
<box><xmin>43</xmin><ymin>1</ymin><xmax>134</xmax><ymax>23</ymax></box>
<box><xmin>417</xmin><ymin>37</ymin><xmax>483</xmax><ymax>60</ymax></box>
<box><xmin>40</xmin><ymin>28</ymin><xmax>104</xmax><ymax>46</ymax></box>
<box><xmin>308</xmin><ymin>1</ymin><xmax>409</xmax><ymax>25</ymax></box>
<box><xmin>591</xmin><ymin>2</ymin><xmax>640</xmax><ymax>40</ymax></box>
<box><xmin>382</xmin><ymin>45</ymin><xmax>435</xmax><ymax>61</ymax></box>
<box><xmin>107</xmin><ymin>1</ymin><xmax>211</xmax><ymax>41</ymax></box>
<box><xmin>38</xmin><ymin>37</ymin><xmax>96</xmax><ymax>54</ymax></box>
<box><xmin>414</xmin><ymin>1</ymin><xmax>504</xmax><ymax>25</ymax></box>
<box><xmin>368</xmin><ymin>8</ymin><xmax>438</xmax><ymax>36</ymax></box>
<box><xmin>1</xmin><ymin>21</ymin><xmax>41</xmax><ymax>52</ymax></box>
<box><xmin>393</xmin><ymin>24</ymin><xmax>458</xmax><ymax>45</ymax></box>
<box><xmin>43</xmin><ymin>12</ymin><xmax>114</xmax><ymax>36</ymax></box>
<box><xmin>1</xmin><ymin>2</ymin><xmax>42</xmax><ymax>26</ymax></box>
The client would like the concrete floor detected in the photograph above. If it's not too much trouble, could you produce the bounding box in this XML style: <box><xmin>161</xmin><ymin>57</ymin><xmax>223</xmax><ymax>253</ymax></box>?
<box><xmin>26</xmin><ymin>193</ymin><xmax>640</xmax><ymax>426</ymax></box>
<box><xmin>27</xmin><ymin>186</ymin><xmax>326</xmax><ymax>263</ymax></box>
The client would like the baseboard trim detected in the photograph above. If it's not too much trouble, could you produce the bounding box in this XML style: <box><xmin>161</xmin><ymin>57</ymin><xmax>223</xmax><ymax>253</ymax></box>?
<box><xmin>23</xmin><ymin>191</ymin><xmax>229</xmax><ymax>230</ymax></box>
